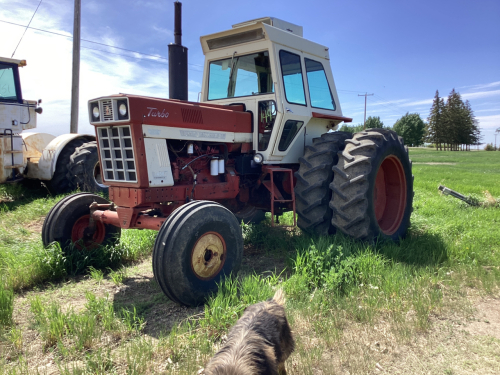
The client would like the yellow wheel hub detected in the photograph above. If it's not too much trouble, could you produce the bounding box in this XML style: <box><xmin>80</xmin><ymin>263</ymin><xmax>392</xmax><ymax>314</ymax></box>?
<box><xmin>191</xmin><ymin>232</ymin><xmax>226</xmax><ymax>280</ymax></box>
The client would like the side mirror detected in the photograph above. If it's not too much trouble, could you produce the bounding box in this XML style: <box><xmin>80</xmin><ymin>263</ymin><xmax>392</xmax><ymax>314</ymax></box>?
<box><xmin>35</xmin><ymin>107</ymin><xmax>43</xmax><ymax>114</ymax></box>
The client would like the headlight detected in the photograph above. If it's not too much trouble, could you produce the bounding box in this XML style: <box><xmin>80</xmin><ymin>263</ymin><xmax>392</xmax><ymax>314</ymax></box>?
<box><xmin>92</xmin><ymin>103</ymin><xmax>100</xmax><ymax>120</ymax></box>
<box><xmin>117</xmin><ymin>100</ymin><xmax>128</xmax><ymax>120</ymax></box>
<box><xmin>119</xmin><ymin>103</ymin><xmax>127</xmax><ymax>116</ymax></box>
<box><xmin>253</xmin><ymin>153</ymin><xmax>263</xmax><ymax>164</ymax></box>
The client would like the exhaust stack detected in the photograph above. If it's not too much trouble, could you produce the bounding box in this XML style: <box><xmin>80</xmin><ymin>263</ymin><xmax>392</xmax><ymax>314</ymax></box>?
<box><xmin>168</xmin><ymin>1</ymin><xmax>188</xmax><ymax>101</ymax></box>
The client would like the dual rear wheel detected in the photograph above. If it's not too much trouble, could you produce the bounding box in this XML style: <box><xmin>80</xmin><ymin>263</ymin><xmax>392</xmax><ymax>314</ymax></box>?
<box><xmin>296</xmin><ymin>129</ymin><xmax>413</xmax><ymax>241</ymax></box>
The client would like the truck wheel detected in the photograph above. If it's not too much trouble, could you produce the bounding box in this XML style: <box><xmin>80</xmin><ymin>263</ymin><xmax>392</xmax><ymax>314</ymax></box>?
<box><xmin>42</xmin><ymin>193</ymin><xmax>121</xmax><ymax>251</ymax></box>
<box><xmin>67</xmin><ymin>141</ymin><xmax>108</xmax><ymax>194</ymax></box>
<box><xmin>330</xmin><ymin>129</ymin><xmax>413</xmax><ymax>242</ymax></box>
<box><xmin>294</xmin><ymin>131</ymin><xmax>352</xmax><ymax>236</ymax></box>
<box><xmin>152</xmin><ymin>201</ymin><xmax>243</xmax><ymax>306</ymax></box>
<box><xmin>47</xmin><ymin>138</ymin><xmax>87</xmax><ymax>194</ymax></box>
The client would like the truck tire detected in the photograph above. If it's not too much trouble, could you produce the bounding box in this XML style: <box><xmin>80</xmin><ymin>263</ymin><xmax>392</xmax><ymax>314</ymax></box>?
<box><xmin>47</xmin><ymin>138</ymin><xmax>87</xmax><ymax>194</ymax></box>
<box><xmin>294</xmin><ymin>131</ymin><xmax>352</xmax><ymax>236</ymax></box>
<box><xmin>67</xmin><ymin>141</ymin><xmax>108</xmax><ymax>194</ymax></box>
<box><xmin>42</xmin><ymin>193</ymin><xmax>121</xmax><ymax>251</ymax></box>
<box><xmin>152</xmin><ymin>200</ymin><xmax>243</xmax><ymax>306</ymax></box>
<box><xmin>330</xmin><ymin>129</ymin><xmax>413</xmax><ymax>242</ymax></box>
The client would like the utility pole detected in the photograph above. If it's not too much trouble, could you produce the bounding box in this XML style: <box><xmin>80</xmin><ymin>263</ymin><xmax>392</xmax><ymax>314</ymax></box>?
<box><xmin>358</xmin><ymin>92</ymin><xmax>374</xmax><ymax>129</ymax></box>
<box><xmin>70</xmin><ymin>0</ymin><xmax>81</xmax><ymax>134</ymax></box>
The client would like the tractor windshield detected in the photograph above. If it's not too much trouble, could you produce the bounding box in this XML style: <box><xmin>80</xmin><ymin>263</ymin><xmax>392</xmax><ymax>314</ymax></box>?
<box><xmin>0</xmin><ymin>63</ymin><xmax>19</xmax><ymax>102</ymax></box>
<box><xmin>208</xmin><ymin>51</ymin><xmax>274</xmax><ymax>100</ymax></box>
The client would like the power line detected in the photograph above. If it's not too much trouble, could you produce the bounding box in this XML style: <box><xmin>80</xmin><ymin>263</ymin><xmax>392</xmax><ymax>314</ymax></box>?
<box><xmin>1</xmin><ymin>18</ymin><xmax>205</xmax><ymax>69</ymax></box>
<box><xmin>338</xmin><ymin>89</ymin><xmax>367</xmax><ymax>94</ymax></box>
<box><xmin>373</xmin><ymin>93</ymin><xmax>407</xmax><ymax>114</ymax></box>
<box><xmin>2</xmin><ymin>18</ymin><xmax>167</xmax><ymax>60</ymax></box>
<box><xmin>371</xmin><ymin>96</ymin><xmax>404</xmax><ymax>117</ymax></box>
<box><xmin>11</xmin><ymin>0</ymin><xmax>42</xmax><ymax>58</ymax></box>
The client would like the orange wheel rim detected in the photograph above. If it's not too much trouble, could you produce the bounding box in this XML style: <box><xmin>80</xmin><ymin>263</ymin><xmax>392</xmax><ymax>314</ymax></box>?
<box><xmin>71</xmin><ymin>215</ymin><xmax>106</xmax><ymax>250</ymax></box>
<box><xmin>374</xmin><ymin>156</ymin><xmax>407</xmax><ymax>235</ymax></box>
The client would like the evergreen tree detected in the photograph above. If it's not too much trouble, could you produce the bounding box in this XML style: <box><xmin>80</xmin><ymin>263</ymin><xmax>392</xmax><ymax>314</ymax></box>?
<box><xmin>464</xmin><ymin>100</ymin><xmax>481</xmax><ymax>148</ymax></box>
<box><xmin>427</xmin><ymin>89</ymin><xmax>480</xmax><ymax>150</ymax></box>
<box><xmin>444</xmin><ymin>89</ymin><xmax>468</xmax><ymax>151</ymax></box>
<box><xmin>426</xmin><ymin>90</ymin><xmax>445</xmax><ymax>150</ymax></box>
<box><xmin>393</xmin><ymin>113</ymin><xmax>426</xmax><ymax>147</ymax></box>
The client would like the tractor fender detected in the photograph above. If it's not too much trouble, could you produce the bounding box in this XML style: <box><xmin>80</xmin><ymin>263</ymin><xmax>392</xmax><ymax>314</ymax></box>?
<box><xmin>25</xmin><ymin>133</ymin><xmax>95</xmax><ymax>180</ymax></box>
<box><xmin>21</xmin><ymin>132</ymin><xmax>56</xmax><ymax>166</ymax></box>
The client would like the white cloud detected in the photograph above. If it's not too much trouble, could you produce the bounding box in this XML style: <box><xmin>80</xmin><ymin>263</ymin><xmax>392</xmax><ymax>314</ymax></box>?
<box><xmin>462</xmin><ymin>89</ymin><xmax>500</xmax><ymax>100</ymax></box>
<box><xmin>474</xmin><ymin>108</ymin><xmax>500</xmax><ymax>114</ymax></box>
<box><xmin>476</xmin><ymin>114</ymin><xmax>500</xmax><ymax>130</ymax></box>
<box><xmin>461</xmin><ymin>81</ymin><xmax>500</xmax><ymax>91</ymax></box>
<box><xmin>403</xmin><ymin>98</ymin><xmax>434</xmax><ymax>107</ymax></box>
<box><xmin>0</xmin><ymin>0</ymin><xmax>171</xmax><ymax>137</ymax></box>
<box><xmin>152</xmin><ymin>25</ymin><xmax>174</xmax><ymax>39</ymax></box>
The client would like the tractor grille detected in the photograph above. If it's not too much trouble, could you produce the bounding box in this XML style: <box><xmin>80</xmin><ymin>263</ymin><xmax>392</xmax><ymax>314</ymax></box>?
<box><xmin>102</xmin><ymin>100</ymin><xmax>114</xmax><ymax>121</ymax></box>
<box><xmin>98</xmin><ymin>125</ymin><xmax>137</xmax><ymax>182</ymax></box>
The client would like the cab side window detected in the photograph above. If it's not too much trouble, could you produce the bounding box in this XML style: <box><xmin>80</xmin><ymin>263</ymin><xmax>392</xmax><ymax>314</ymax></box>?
<box><xmin>279</xmin><ymin>50</ymin><xmax>306</xmax><ymax>106</ymax></box>
<box><xmin>304</xmin><ymin>58</ymin><xmax>335</xmax><ymax>110</ymax></box>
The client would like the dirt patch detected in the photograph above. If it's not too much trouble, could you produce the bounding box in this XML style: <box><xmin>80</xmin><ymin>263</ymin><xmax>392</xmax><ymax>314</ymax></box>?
<box><xmin>25</xmin><ymin>217</ymin><xmax>45</xmax><ymax>234</ymax></box>
<box><xmin>413</xmin><ymin>162</ymin><xmax>457</xmax><ymax>165</ymax></box>
<box><xmin>465</xmin><ymin>298</ymin><xmax>500</xmax><ymax>340</ymax></box>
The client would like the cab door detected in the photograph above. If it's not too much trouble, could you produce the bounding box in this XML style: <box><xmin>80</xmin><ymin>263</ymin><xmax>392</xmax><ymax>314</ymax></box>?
<box><xmin>269</xmin><ymin>47</ymin><xmax>311</xmax><ymax>162</ymax></box>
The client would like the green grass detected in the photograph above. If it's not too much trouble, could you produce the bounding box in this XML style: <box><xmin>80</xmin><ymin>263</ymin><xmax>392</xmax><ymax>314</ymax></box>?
<box><xmin>1</xmin><ymin>149</ymin><xmax>500</xmax><ymax>373</ymax></box>
<box><xmin>0</xmin><ymin>183</ymin><xmax>156</xmax><ymax>291</ymax></box>
<box><xmin>0</xmin><ymin>283</ymin><xmax>14</xmax><ymax>327</ymax></box>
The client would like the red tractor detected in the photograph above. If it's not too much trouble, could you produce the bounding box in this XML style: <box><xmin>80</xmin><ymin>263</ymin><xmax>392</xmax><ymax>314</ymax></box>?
<box><xmin>42</xmin><ymin>4</ymin><xmax>412</xmax><ymax>306</ymax></box>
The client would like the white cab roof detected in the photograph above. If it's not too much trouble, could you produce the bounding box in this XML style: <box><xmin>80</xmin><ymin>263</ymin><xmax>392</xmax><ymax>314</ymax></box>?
<box><xmin>200</xmin><ymin>19</ymin><xmax>329</xmax><ymax>60</ymax></box>
<box><xmin>0</xmin><ymin>57</ymin><xmax>26</xmax><ymax>66</ymax></box>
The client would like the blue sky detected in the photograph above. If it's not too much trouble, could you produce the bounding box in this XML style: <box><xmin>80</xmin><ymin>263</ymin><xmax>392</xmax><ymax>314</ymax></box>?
<box><xmin>1</xmin><ymin>0</ymin><xmax>499</xmax><ymax>145</ymax></box>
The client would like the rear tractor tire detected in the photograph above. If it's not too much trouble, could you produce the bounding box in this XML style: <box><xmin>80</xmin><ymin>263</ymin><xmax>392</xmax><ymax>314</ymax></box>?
<box><xmin>42</xmin><ymin>193</ymin><xmax>121</xmax><ymax>251</ymax></box>
<box><xmin>67</xmin><ymin>141</ymin><xmax>108</xmax><ymax>194</ymax></box>
<box><xmin>152</xmin><ymin>201</ymin><xmax>244</xmax><ymax>307</ymax></box>
<box><xmin>294</xmin><ymin>131</ymin><xmax>352</xmax><ymax>236</ymax></box>
<box><xmin>330</xmin><ymin>129</ymin><xmax>413</xmax><ymax>242</ymax></box>
<box><xmin>47</xmin><ymin>138</ymin><xmax>87</xmax><ymax>194</ymax></box>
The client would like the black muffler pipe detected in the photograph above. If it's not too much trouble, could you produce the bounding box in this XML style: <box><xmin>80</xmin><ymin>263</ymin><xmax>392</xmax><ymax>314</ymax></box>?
<box><xmin>168</xmin><ymin>1</ymin><xmax>188</xmax><ymax>101</ymax></box>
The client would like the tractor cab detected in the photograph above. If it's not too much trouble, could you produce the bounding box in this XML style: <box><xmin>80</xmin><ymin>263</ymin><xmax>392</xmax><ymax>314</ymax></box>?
<box><xmin>200</xmin><ymin>17</ymin><xmax>351</xmax><ymax>164</ymax></box>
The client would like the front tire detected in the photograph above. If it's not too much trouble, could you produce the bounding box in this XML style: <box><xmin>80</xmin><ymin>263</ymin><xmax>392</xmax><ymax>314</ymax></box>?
<box><xmin>294</xmin><ymin>132</ymin><xmax>352</xmax><ymax>236</ymax></box>
<box><xmin>42</xmin><ymin>193</ymin><xmax>121</xmax><ymax>251</ymax></box>
<box><xmin>330</xmin><ymin>129</ymin><xmax>413</xmax><ymax>241</ymax></box>
<box><xmin>152</xmin><ymin>201</ymin><xmax>243</xmax><ymax>306</ymax></box>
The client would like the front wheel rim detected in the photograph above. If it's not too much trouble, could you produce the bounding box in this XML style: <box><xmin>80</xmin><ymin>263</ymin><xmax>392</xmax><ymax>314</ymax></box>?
<box><xmin>71</xmin><ymin>214</ymin><xmax>106</xmax><ymax>249</ymax></box>
<box><xmin>190</xmin><ymin>232</ymin><xmax>226</xmax><ymax>280</ymax></box>
<box><xmin>374</xmin><ymin>155</ymin><xmax>407</xmax><ymax>235</ymax></box>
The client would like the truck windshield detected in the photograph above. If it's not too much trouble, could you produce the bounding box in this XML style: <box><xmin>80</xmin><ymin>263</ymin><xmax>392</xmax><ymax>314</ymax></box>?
<box><xmin>0</xmin><ymin>63</ymin><xmax>18</xmax><ymax>102</ymax></box>
<box><xmin>208</xmin><ymin>51</ymin><xmax>274</xmax><ymax>100</ymax></box>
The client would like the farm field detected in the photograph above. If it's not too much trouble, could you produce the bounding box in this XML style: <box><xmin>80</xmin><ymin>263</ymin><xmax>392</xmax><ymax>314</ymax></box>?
<box><xmin>0</xmin><ymin>148</ymin><xmax>499</xmax><ymax>374</ymax></box>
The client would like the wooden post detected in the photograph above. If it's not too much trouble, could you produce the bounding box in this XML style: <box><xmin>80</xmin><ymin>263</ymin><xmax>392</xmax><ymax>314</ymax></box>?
<box><xmin>358</xmin><ymin>93</ymin><xmax>374</xmax><ymax>130</ymax></box>
<box><xmin>70</xmin><ymin>0</ymin><xmax>81</xmax><ymax>134</ymax></box>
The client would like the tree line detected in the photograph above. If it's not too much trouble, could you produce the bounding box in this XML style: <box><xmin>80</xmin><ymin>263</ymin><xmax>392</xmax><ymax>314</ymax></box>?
<box><xmin>426</xmin><ymin>89</ymin><xmax>481</xmax><ymax>151</ymax></box>
<box><xmin>339</xmin><ymin>114</ymin><xmax>425</xmax><ymax>147</ymax></box>
<box><xmin>338</xmin><ymin>89</ymin><xmax>481</xmax><ymax>150</ymax></box>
